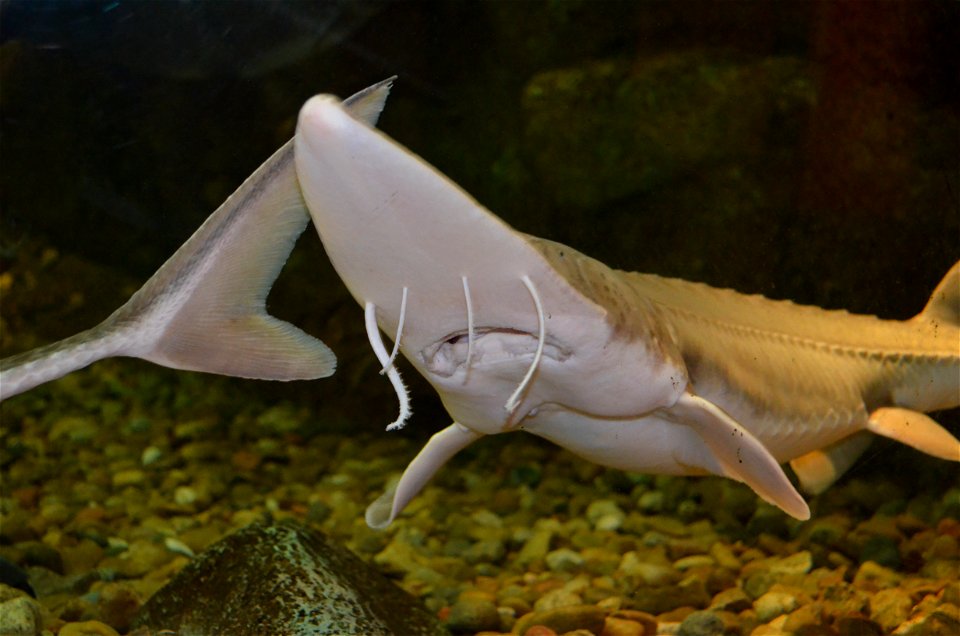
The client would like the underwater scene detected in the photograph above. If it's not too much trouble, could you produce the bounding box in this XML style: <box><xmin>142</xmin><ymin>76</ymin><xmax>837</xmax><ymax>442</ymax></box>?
<box><xmin>1</xmin><ymin>1</ymin><xmax>958</xmax><ymax>635</ymax></box>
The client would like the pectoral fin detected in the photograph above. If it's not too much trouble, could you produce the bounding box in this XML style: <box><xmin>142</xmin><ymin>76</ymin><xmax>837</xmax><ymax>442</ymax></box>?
<box><xmin>866</xmin><ymin>407</ymin><xmax>960</xmax><ymax>461</ymax></box>
<box><xmin>789</xmin><ymin>431</ymin><xmax>873</xmax><ymax>494</ymax></box>
<box><xmin>669</xmin><ymin>392</ymin><xmax>810</xmax><ymax>520</ymax></box>
<box><xmin>366</xmin><ymin>422</ymin><xmax>483</xmax><ymax>529</ymax></box>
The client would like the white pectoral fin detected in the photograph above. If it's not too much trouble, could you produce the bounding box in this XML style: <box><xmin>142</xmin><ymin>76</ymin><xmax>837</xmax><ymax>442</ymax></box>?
<box><xmin>669</xmin><ymin>393</ymin><xmax>810</xmax><ymax>520</ymax></box>
<box><xmin>365</xmin><ymin>423</ymin><xmax>483</xmax><ymax>529</ymax></box>
<box><xmin>867</xmin><ymin>407</ymin><xmax>960</xmax><ymax>461</ymax></box>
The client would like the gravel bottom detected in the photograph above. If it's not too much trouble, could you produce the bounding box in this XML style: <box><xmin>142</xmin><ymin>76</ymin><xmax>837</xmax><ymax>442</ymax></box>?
<box><xmin>1</xmin><ymin>356</ymin><xmax>958</xmax><ymax>636</ymax></box>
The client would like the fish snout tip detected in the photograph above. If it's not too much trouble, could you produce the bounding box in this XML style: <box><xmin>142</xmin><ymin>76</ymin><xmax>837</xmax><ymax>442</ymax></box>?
<box><xmin>297</xmin><ymin>94</ymin><xmax>348</xmax><ymax>141</ymax></box>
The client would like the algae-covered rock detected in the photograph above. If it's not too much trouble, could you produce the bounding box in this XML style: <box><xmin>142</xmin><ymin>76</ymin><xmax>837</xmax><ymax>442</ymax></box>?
<box><xmin>133</xmin><ymin>519</ymin><xmax>447</xmax><ymax>636</ymax></box>
<box><xmin>522</xmin><ymin>52</ymin><xmax>814</xmax><ymax>210</ymax></box>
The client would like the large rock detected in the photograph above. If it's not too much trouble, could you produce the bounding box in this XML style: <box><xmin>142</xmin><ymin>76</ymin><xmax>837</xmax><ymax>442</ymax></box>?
<box><xmin>133</xmin><ymin>519</ymin><xmax>447</xmax><ymax>636</ymax></box>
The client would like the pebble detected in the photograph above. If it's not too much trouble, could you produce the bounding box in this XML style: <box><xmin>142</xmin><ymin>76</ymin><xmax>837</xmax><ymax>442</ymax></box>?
<box><xmin>674</xmin><ymin>555</ymin><xmax>715</xmax><ymax>571</ymax></box>
<box><xmin>39</xmin><ymin>499</ymin><xmax>71</xmax><ymax>525</ymax></box>
<box><xmin>96</xmin><ymin>582</ymin><xmax>142</xmax><ymax>632</ymax></box>
<box><xmin>891</xmin><ymin>604</ymin><xmax>960</xmax><ymax>636</ymax></box>
<box><xmin>516</xmin><ymin>527</ymin><xmax>555</xmax><ymax>568</ymax></box>
<box><xmin>869</xmin><ymin>587</ymin><xmax>913</xmax><ymax>632</ymax></box>
<box><xmin>173</xmin><ymin>485</ymin><xmax>198</xmax><ymax>506</ymax></box>
<box><xmin>512</xmin><ymin>605</ymin><xmax>607</xmax><ymax>635</ymax></box>
<box><xmin>140</xmin><ymin>446</ymin><xmax>163</xmax><ymax>466</ymax></box>
<box><xmin>781</xmin><ymin>601</ymin><xmax>824</xmax><ymax>633</ymax></box>
<box><xmin>0</xmin><ymin>592</ymin><xmax>42</xmax><ymax>636</ymax></box>
<box><xmin>163</xmin><ymin>536</ymin><xmax>195</xmax><ymax>558</ymax></box>
<box><xmin>609</xmin><ymin>610</ymin><xmax>657</xmax><ymax>635</ymax></box>
<box><xmin>618</xmin><ymin>552</ymin><xmax>680</xmax><ymax>586</ymax></box>
<box><xmin>111</xmin><ymin>469</ymin><xmax>148</xmax><ymax>488</ymax></box>
<box><xmin>753</xmin><ymin>590</ymin><xmax>799</xmax><ymax>622</ymax></box>
<box><xmin>709</xmin><ymin>542</ymin><xmax>741</xmax><ymax>570</ymax></box>
<box><xmin>836</xmin><ymin>615</ymin><xmax>883</xmax><ymax>636</ymax></box>
<box><xmin>533</xmin><ymin>588</ymin><xmax>583</xmax><ymax>612</ymax></box>
<box><xmin>709</xmin><ymin>587</ymin><xmax>752</xmax><ymax>613</ymax></box>
<box><xmin>49</xmin><ymin>416</ymin><xmax>98</xmax><ymax>444</ymax></box>
<box><xmin>631</xmin><ymin>575</ymin><xmax>709</xmax><ymax>614</ymax></box>
<box><xmin>677</xmin><ymin>610</ymin><xmax>724</xmax><ymax>636</ymax></box>
<box><xmin>446</xmin><ymin>596</ymin><xmax>502</xmax><ymax>633</ymax></box>
<box><xmin>852</xmin><ymin>560</ymin><xmax>903</xmax><ymax>590</ymax></box>
<box><xmin>519</xmin><ymin>626</ymin><xmax>557</xmax><ymax>636</ymax></box>
<box><xmin>600</xmin><ymin>616</ymin><xmax>645</xmax><ymax>636</ymax></box>
<box><xmin>637</xmin><ymin>491</ymin><xmax>665</xmax><ymax>513</ymax></box>
<box><xmin>545</xmin><ymin>548</ymin><xmax>585</xmax><ymax>572</ymax></box>
<box><xmin>586</xmin><ymin>500</ymin><xmax>626</xmax><ymax>532</ymax></box>
<box><xmin>58</xmin><ymin>621</ymin><xmax>121</xmax><ymax>636</ymax></box>
<box><xmin>768</xmin><ymin>551</ymin><xmax>812</xmax><ymax>576</ymax></box>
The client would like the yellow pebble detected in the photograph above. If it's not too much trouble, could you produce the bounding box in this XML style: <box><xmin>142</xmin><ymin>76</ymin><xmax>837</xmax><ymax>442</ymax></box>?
<box><xmin>58</xmin><ymin>620</ymin><xmax>120</xmax><ymax>636</ymax></box>
<box><xmin>40</xmin><ymin>247</ymin><xmax>59</xmax><ymax>267</ymax></box>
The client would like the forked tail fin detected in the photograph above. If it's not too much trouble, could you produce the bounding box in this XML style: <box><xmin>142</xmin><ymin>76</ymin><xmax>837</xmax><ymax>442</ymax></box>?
<box><xmin>0</xmin><ymin>78</ymin><xmax>396</xmax><ymax>401</ymax></box>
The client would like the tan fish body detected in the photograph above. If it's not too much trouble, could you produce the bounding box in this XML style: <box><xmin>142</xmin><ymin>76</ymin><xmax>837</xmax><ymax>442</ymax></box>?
<box><xmin>293</xmin><ymin>91</ymin><xmax>959</xmax><ymax>527</ymax></box>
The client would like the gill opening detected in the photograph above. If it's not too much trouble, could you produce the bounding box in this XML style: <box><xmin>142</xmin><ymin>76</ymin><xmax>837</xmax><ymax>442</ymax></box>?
<box><xmin>364</xmin><ymin>291</ymin><xmax>412</xmax><ymax>432</ymax></box>
<box><xmin>504</xmin><ymin>275</ymin><xmax>546</xmax><ymax>417</ymax></box>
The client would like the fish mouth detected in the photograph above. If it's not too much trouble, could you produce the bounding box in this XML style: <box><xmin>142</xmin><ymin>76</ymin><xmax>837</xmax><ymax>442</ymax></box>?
<box><xmin>420</xmin><ymin>328</ymin><xmax>570</xmax><ymax>378</ymax></box>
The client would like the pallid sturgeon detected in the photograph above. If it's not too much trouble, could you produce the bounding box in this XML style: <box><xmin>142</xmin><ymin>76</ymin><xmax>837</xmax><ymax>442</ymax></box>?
<box><xmin>1</xmin><ymin>80</ymin><xmax>957</xmax><ymax>528</ymax></box>
<box><xmin>292</xmin><ymin>86</ymin><xmax>959</xmax><ymax>527</ymax></box>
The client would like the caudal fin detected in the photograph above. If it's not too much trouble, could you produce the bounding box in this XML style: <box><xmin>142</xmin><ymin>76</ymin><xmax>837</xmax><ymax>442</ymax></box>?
<box><xmin>0</xmin><ymin>79</ymin><xmax>396</xmax><ymax>400</ymax></box>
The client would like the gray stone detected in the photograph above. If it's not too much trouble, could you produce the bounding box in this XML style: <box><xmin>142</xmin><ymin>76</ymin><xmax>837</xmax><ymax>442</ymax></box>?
<box><xmin>678</xmin><ymin>610</ymin><xmax>725</xmax><ymax>636</ymax></box>
<box><xmin>133</xmin><ymin>519</ymin><xmax>447</xmax><ymax>636</ymax></box>
<box><xmin>0</xmin><ymin>586</ymin><xmax>42</xmax><ymax>636</ymax></box>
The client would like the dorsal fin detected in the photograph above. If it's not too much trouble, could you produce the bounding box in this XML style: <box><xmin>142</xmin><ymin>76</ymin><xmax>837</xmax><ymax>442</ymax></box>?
<box><xmin>917</xmin><ymin>260</ymin><xmax>960</xmax><ymax>327</ymax></box>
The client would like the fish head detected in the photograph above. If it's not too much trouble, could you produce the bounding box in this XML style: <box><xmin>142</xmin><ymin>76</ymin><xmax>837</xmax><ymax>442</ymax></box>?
<box><xmin>294</xmin><ymin>94</ymin><xmax>687</xmax><ymax>432</ymax></box>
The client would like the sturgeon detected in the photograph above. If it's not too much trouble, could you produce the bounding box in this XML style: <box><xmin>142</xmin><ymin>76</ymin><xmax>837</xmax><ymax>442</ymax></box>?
<box><xmin>2</xmin><ymin>80</ymin><xmax>956</xmax><ymax>528</ymax></box>
<box><xmin>292</xmin><ymin>91</ymin><xmax>960</xmax><ymax>527</ymax></box>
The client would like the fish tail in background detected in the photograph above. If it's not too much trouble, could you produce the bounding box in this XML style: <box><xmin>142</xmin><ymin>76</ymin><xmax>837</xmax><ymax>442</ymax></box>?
<box><xmin>0</xmin><ymin>78</ymin><xmax>397</xmax><ymax>403</ymax></box>
<box><xmin>0</xmin><ymin>137</ymin><xmax>335</xmax><ymax>402</ymax></box>
<box><xmin>0</xmin><ymin>324</ymin><xmax>125</xmax><ymax>400</ymax></box>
